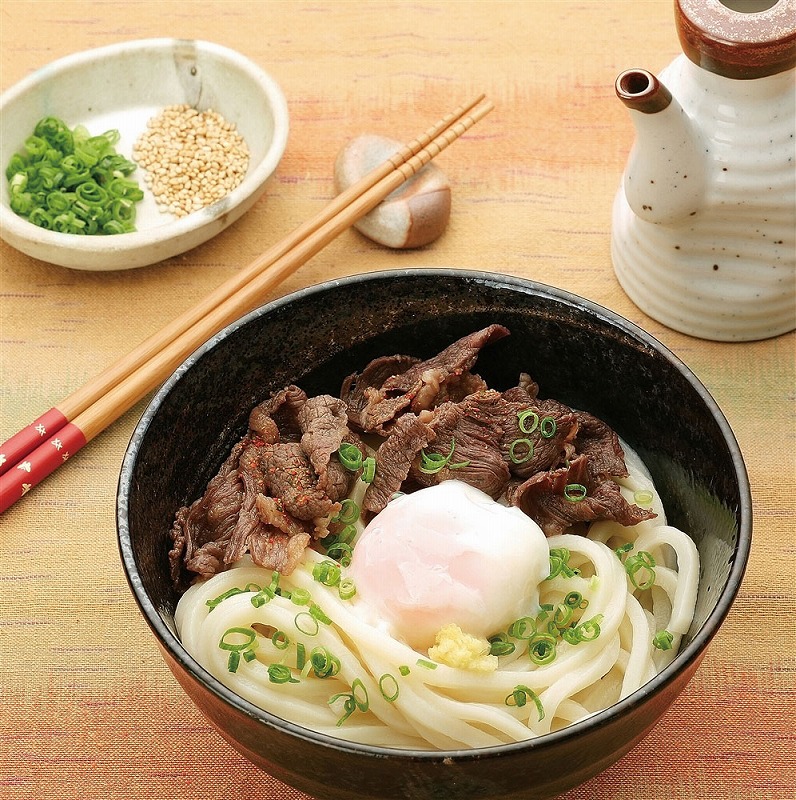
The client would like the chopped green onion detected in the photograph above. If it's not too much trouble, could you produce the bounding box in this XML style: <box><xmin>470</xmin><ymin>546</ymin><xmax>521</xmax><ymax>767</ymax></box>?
<box><xmin>333</xmin><ymin>498</ymin><xmax>360</xmax><ymax>525</ymax></box>
<box><xmin>6</xmin><ymin>116</ymin><xmax>143</xmax><ymax>235</ymax></box>
<box><xmin>379</xmin><ymin>673</ymin><xmax>400</xmax><ymax>702</ymax></box>
<box><xmin>267</xmin><ymin>663</ymin><xmax>299</xmax><ymax>684</ymax></box>
<box><xmin>653</xmin><ymin>630</ymin><xmax>674</xmax><ymax>651</ymax></box>
<box><xmin>488</xmin><ymin>632</ymin><xmax>516</xmax><ymax>657</ymax></box>
<box><xmin>296</xmin><ymin>641</ymin><xmax>306</xmax><ymax>670</ymax></box>
<box><xmin>547</xmin><ymin>547</ymin><xmax>579</xmax><ymax>580</ymax></box>
<box><xmin>563</xmin><ymin>483</ymin><xmax>587</xmax><ymax>502</ymax></box>
<box><xmin>564</xmin><ymin>591</ymin><xmax>584</xmax><ymax>608</ymax></box>
<box><xmin>218</xmin><ymin>627</ymin><xmax>258</xmax><ymax>673</ymax></box>
<box><xmin>352</xmin><ymin>678</ymin><xmax>369</xmax><ymax>711</ymax></box>
<box><xmin>398</xmin><ymin>665</ymin><xmax>411</xmax><ymax>677</ymax></box>
<box><xmin>325</xmin><ymin>542</ymin><xmax>353</xmax><ymax>567</ymax></box>
<box><xmin>337</xmin><ymin>443</ymin><xmax>364</xmax><ymax>471</ymax></box>
<box><xmin>507</xmin><ymin>616</ymin><xmax>535</xmax><ymax>640</ymax></box>
<box><xmin>528</xmin><ymin>633</ymin><xmax>557</xmax><ymax>665</ymax></box>
<box><xmin>517</xmin><ymin>409</ymin><xmax>539</xmax><ymax>434</ymax></box>
<box><xmin>361</xmin><ymin>456</ymin><xmax>376</xmax><ymax>483</ymax></box>
<box><xmin>310</xmin><ymin>647</ymin><xmax>341</xmax><ymax>678</ymax></box>
<box><xmin>207</xmin><ymin>585</ymin><xmax>260</xmax><ymax>612</ymax></box>
<box><xmin>313</xmin><ymin>560</ymin><xmax>341</xmax><ymax>587</ymax></box>
<box><xmin>271</xmin><ymin>630</ymin><xmax>290</xmax><ymax>650</ymax></box>
<box><xmin>552</xmin><ymin>603</ymin><xmax>574</xmax><ymax>628</ymax></box>
<box><xmin>294</xmin><ymin>612</ymin><xmax>319</xmax><ymax>636</ymax></box>
<box><xmin>290</xmin><ymin>588</ymin><xmax>312</xmax><ymax>606</ymax></box>
<box><xmin>633</xmin><ymin>488</ymin><xmax>655</xmax><ymax>506</ymax></box>
<box><xmin>338</xmin><ymin>577</ymin><xmax>357</xmax><ymax>600</ymax></box>
<box><xmin>418</xmin><ymin>439</ymin><xmax>471</xmax><ymax>475</ymax></box>
<box><xmin>563</xmin><ymin>613</ymin><xmax>604</xmax><ymax>644</ymax></box>
<box><xmin>540</xmin><ymin>416</ymin><xmax>557</xmax><ymax>438</ymax></box>
<box><xmin>508</xmin><ymin>438</ymin><xmax>534</xmax><ymax>465</ymax></box>
<box><xmin>309</xmin><ymin>603</ymin><xmax>332</xmax><ymax>625</ymax></box>
<box><xmin>416</xmin><ymin>658</ymin><xmax>437</xmax><ymax>670</ymax></box>
<box><xmin>625</xmin><ymin>551</ymin><xmax>657</xmax><ymax>590</ymax></box>
<box><xmin>615</xmin><ymin>542</ymin><xmax>634</xmax><ymax>561</ymax></box>
<box><xmin>505</xmin><ymin>685</ymin><xmax>545</xmax><ymax>721</ymax></box>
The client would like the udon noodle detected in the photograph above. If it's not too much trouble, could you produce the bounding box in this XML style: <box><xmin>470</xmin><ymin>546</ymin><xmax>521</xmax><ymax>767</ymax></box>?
<box><xmin>175</xmin><ymin>445</ymin><xmax>699</xmax><ymax>749</ymax></box>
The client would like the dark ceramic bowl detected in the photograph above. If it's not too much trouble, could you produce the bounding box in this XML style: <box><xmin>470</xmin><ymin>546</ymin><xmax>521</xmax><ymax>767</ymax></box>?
<box><xmin>117</xmin><ymin>269</ymin><xmax>751</xmax><ymax>800</ymax></box>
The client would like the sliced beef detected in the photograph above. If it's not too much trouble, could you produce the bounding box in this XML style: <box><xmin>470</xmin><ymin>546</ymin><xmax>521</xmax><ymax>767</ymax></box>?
<box><xmin>572</xmin><ymin>409</ymin><xmax>629</xmax><ymax>481</ymax></box>
<box><xmin>507</xmin><ymin>454</ymin><xmax>656</xmax><ymax>537</ymax></box>
<box><xmin>343</xmin><ymin>324</ymin><xmax>509</xmax><ymax>433</ymax></box>
<box><xmin>409</xmin><ymin>392</ymin><xmax>511</xmax><ymax>498</ymax></box>
<box><xmin>169</xmin><ymin>440</ymin><xmax>246</xmax><ymax>586</ymax></box>
<box><xmin>341</xmin><ymin>353</ymin><xmax>420</xmax><ymax>431</ymax></box>
<box><xmin>363</xmin><ymin>413</ymin><xmax>436</xmax><ymax>513</ymax></box>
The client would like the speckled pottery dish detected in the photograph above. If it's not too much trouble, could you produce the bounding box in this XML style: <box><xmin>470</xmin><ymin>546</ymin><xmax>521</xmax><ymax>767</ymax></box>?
<box><xmin>117</xmin><ymin>269</ymin><xmax>751</xmax><ymax>800</ymax></box>
<box><xmin>0</xmin><ymin>39</ymin><xmax>288</xmax><ymax>271</ymax></box>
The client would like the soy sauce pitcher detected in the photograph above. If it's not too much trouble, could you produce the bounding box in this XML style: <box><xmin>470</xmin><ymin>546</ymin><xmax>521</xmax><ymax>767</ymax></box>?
<box><xmin>611</xmin><ymin>0</ymin><xmax>796</xmax><ymax>341</ymax></box>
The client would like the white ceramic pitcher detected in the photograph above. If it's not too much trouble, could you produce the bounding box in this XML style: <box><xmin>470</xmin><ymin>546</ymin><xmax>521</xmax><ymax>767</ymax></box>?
<box><xmin>611</xmin><ymin>0</ymin><xmax>796</xmax><ymax>341</ymax></box>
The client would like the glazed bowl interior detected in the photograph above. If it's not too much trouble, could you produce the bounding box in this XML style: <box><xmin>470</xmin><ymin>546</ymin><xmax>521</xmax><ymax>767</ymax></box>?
<box><xmin>117</xmin><ymin>269</ymin><xmax>750</xmax><ymax>800</ymax></box>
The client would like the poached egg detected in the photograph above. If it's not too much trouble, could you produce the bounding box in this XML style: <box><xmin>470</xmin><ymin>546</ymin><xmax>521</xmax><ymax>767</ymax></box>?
<box><xmin>348</xmin><ymin>480</ymin><xmax>549</xmax><ymax>650</ymax></box>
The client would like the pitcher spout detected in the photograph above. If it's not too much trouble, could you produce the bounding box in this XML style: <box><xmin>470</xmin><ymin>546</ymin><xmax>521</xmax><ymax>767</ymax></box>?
<box><xmin>616</xmin><ymin>69</ymin><xmax>706</xmax><ymax>224</ymax></box>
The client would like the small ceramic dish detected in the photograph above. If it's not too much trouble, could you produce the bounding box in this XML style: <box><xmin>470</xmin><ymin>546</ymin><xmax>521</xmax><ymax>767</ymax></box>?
<box><xmin>0</xmin><ymin>39</ymin><xmax>289</xmax><ymax>271</ymax></box>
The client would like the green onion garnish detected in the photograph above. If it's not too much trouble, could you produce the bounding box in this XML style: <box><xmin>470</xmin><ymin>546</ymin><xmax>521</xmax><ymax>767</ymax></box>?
<box><xmin>540</xmin><ymin>416</ymin><xmax>557</xmax><ymax>438</ymax></box>
<box><xmin>271</xmin><ymin>630</ymin><xmax>290</xmax><ymax>650</ymax></box>
<box><xmin>310</xmin><ymin>646</ymin><xmax>341</xmax><ymax>678</ymax></box>
<box><xmin>652</xmin><ymin>630</ymin><xmax>674</xmax><ymax>651</ymax></box>
<box><xmin>267</xmin><ymin>663</ymin><xmax>299</xmax><ymax>684</ymax></box>
<box><xmin>505</xmin><ymin>685</ymin><xmax>545</xmax><ymax>721</ymax></box>
<box><xmin>563</xmin><ymin>483</ymin><xmax>587</xmax><ymax>502</ymax></box>
<box><xmin>508</xmin><ymin>438</ymin><xmax>534</xmax><ymax>465</ymax></box>
<box><xmin>218</xmin><ymin>627</ymin><xmax>258</xmax><ymax>673</ymax></box>
<box><xmin>309</xmin><ymin>603</ymin><xmax>332</xmax><ymax>625</ymax></box>
<box><xmin>633</xmin><ymin>488</ymin><xmax>655</xmax><ymax>506</ymax></box>
<box><xmin>615</xmin><ymin>542</ymin><xmax>634</xmax><ymax>561</ymax></box>
<box><xmin>418</xmin><ymin>439</ymin><xmax>471</xmax><ymax>475</ymax></box>
<box><xmin>547</xmin><ymin>547</ymin><xmax>579</xmax><ymax>580</ymax></box>
<box><xmin>338</xmin><ymin>577</ymin><xmax>357</xmax><ymax>600</ymax></box>
<box><xmin>296</xmin><ymin>641</ymin><xmax>306</xmax><ymax>670</ymax></box>
<box><xmin>313</xmin><ymin>560</ymin><xmax>341</xmax><ymax>587</ymax></box>
<box><xmin>398</xmin><ymin>665</ymin><xmax>411</xmax><ymax>677</ymax></box>
<box><xmin>290</xmin><ymin>588</ymin><xmax>312</xmax><ymax>606</ymax></box>
<box><xmin>337</xmin><ymin>443</ymin><xmax>364</xmax><ymax>471</ymax></box>
<box><xmin>333</xmin><ymin>499</ymin><xmax>360</xmax><ymax>525</ymax></box>
<box><xmin>517</xmin><ymin>409</ymin><xmax>539</xmax><ymax>434</ymax></box>
<box><xmin>625</xmin><ymin>551</ymin><xmax>657</xmax><ymax>590</ymax></box>
<box><xmin>328</xmin><ymin>680</ymin><xmax>368</xmax><ymax>726</ymax></box>
<box><xmin>507</xmin><ymin>616</ymin><xmax>535</xmax><ymax>640</ymax></box>
<box><xmin>488</xmin><ymin>632</ymin><xmax>516</xmax><ymax>657</ymax></box>
<box><xmin>564</xmin><ymin>591</ymin><xmax>584</xmax><ymax>608</ymax></box>
<box><xmin>379</xmin><ymin>673</ymin><xmax>400</xmax><ymax>702</ymax></box>
<box><xmin>206</xmin><ymin>585</ymin><xmax>260</xmax><ymax>612</ymax></box>
<box><xmin>6</xmin><ymin>116</ymin><xmax>143</xmax><ymax>235</ymax></box>
<box><xmin>528</xmin><ymin>633</ymin><xmax>557</xmax><ymax>665</ymax></box>
<box><xmin>361</xmin><ymin>456</ymin><xmax>377</xmax><ymax>483</ymax></box>
<box><xmin>416</xmin><ymin>658</ymin><xmax>438</xmax><ymax>670</ymax></box>
<box><xmin>294</xmin><ymin>612</ymin><xmax>319</xmax><ymax>636</ymax></box>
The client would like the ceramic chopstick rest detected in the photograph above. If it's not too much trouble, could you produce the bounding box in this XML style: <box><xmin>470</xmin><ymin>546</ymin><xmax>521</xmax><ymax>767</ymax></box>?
<box><xmin>334</xmin><ymin>134</ymin><xmax>451</xmax><ymax>249</ymax></box>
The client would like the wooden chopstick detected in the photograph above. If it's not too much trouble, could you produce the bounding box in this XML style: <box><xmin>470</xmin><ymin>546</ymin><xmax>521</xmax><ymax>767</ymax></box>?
<box><xmin>0</xmin><ymin>97</ymin><xmax>493</xmax><ymax>513</ymax></box>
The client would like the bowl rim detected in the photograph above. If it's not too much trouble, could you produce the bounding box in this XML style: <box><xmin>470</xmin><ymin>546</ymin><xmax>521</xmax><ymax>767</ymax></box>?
<box><xmin>0</xmin><ymin>37</ymin><xmax>289</xmax><ymax>257</ymax></box>
<box><xmin>117</xmin><ymin>267</ymin><xmax>752</xmax><ymax>763</ymax></box>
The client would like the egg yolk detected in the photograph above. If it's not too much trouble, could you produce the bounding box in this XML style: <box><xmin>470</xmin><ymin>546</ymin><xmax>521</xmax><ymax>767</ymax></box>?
<box><xmin>348</xmin><ymin>480</ymin><xmax>550</xmax><ymax>651</ymax></box>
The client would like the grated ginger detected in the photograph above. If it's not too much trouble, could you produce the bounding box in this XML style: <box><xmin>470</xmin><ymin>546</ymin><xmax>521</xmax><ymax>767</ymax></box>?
<box><xmin>427</xmin><ymin>623</ymin><xmax>498</xmax><ymax>673</ymax></box>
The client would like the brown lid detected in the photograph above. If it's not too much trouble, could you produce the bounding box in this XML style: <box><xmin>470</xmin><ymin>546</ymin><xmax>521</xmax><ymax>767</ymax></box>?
<box><xmin>676</xmin><ymin>0</ymin><xmax>796</xmax><ymax>79</ymax></box>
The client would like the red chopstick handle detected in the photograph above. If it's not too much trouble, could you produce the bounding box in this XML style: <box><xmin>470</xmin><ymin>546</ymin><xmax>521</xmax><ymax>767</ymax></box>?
<box><xmin>0</xmin><ymin>422</ymin><xmax>87</xmax><ymax>513</ymax></box>
<box><xmin>0</xmin><ymin>408</ymin><xmax>70</xmax><ymax>477</ymax></box>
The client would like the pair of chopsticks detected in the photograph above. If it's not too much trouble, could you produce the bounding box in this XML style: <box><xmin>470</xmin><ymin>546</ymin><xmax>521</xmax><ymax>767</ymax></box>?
<box><xmin>0</xmin><ymin>95</ymin><xmax>493</xmax><ymax>514</ymax></box>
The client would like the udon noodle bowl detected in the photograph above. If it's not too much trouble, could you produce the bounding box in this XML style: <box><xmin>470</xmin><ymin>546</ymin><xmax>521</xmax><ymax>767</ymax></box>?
<box><xmin>170</xmin><ymin>325</ymin><xmax>699</xmax><ymax>749</ymax></box>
